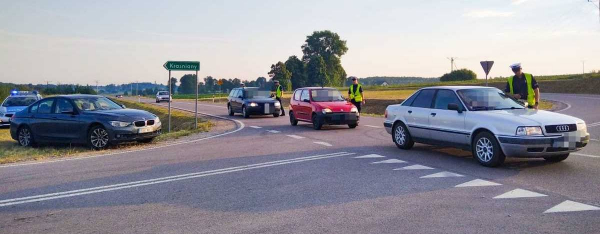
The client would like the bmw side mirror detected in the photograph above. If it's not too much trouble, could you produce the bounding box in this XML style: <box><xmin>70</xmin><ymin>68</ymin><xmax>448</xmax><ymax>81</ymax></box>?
<box><xmin>120</xmin><ymin>104</ymin><xmax>126</xmax><ymax>109</ymax></box>
<box><xmin>448</xmin><ymin>103</ymin><xmax>462</xmax><ymax>113</ymax></box>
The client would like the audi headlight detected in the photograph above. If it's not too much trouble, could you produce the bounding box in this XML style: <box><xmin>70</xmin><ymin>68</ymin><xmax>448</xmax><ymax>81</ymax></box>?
<box><xmin>577</xmin><ymin>122</ymin><xmax>586</xmax><ymax>131</ymax></box>
<box><xmin>351</xmin><ymin>107</ymin><xmax>358</xmax><ymax>113</ymax></box>
<box><xmin>110</xmin><ymin>121</ymin><xmax>132</xmax><ymax>128</ymax></box>
<box><xmin>274</xmin><ymin>102</ymin><xmax>281</xmax><ymax>107</ymax></box>
<box><xmin>322</xmin><ymin>108</ymin><xmax>332</xmax><ymax>114</ymax></box>
<box><xmin>249</xmin><ymin>102</ymin><xmax>258</xmax><ymax>107</ymax></box>
<box><xmin>516</xmin><ymin>126</ymin><xmax>543</xmax><ymax>136</ymax></box>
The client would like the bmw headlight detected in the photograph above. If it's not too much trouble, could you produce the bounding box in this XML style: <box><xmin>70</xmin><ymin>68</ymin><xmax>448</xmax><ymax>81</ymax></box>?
<box><xmin>351</xmin><ymin>107</ymin><xmax>358</xmax><ymax>113</ymax></box>
<box><xmin>322</xmin><ymin>108</ymin><xmax>332</xmax><ymax>114</ymax></box>
<box><xmin>110</xmin><ymin>121</ymin><xmax>132</xmax><ymax>128</ymax></box>
<box><xmin>516</xmin><ymin>126</ymin><xmax>543</xmax><ymax>136</ymax></box>
<box><xmin>249</xmin><ymin>102</ymin><xmax>258</xmax><ymax>107</ymax></box>
<box><xmin>274</xmin><ymin>102</ymin><xmax>281</xmax><ymax>107</ymax></box>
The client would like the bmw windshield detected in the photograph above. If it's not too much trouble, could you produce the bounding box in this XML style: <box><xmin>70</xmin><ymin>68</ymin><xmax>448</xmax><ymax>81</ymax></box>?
<box><xmin>457</xmin><ymin>88</ymin><xmax>524</xmax><ymax>111</ymax></box>
<box><xmin>311</xmin><ymin>89</ymin><xmax>345</xmax><ymax>102</ymax></box>
<box><xmin>72</xmin><ymin>97</ymin><xmax>123</xmax><ymax>111</ymax></box>
<box><xmin>2</xmin><ymin>97</ymin><xmax>38</xmax><ymax>107</ymax></box>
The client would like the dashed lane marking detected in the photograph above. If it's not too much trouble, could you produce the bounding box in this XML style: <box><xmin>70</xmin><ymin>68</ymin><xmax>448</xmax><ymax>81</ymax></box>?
<box><xmin>286</xmin><ymin>135</ymin><xmax>305</xmax><ymax>139</ymax></box>
<box><xmin>587</xmin><ymin>122</ymin><xmax>600</xmax><ymax>127</ymax></box>
<box><xmin>353</xmin><ymin>154</ymin><xmax>386</xmax><ymax>159</ymax></box>
<box><xmin>591</xmin><ymin>139</ymin><xmax>599</xmax><ymax>142</ymax></box>
<box><xmin>493</xmin><ymin>189</ymin><xmax>547</xmax><ymax>199</ymax></box>
<box><xmin>267</xmin><ymin>130</ymin><xmax>280</xmax><ymax>133</ymax></box>
<box><xmin>370</xmin><ymin>159</ymin><xmax>406</xmax><ymax>164</ymax></box>
<box><xmin>393</xmin><ymin>164</ymin><xmax>434</xmax><ymax>170</ymax></box>
<box><xmin>313</xmin><ymin>142</ymin><xmax>332</xmax><ymax>147</ymax></box>
<box><xmin>420</xmin><ymin>171</ymin><xmax>464</xmax><ymax>178</ymax></box>
<box><xmin>249</xmin><ymin>126</ymin><xmax>262</xmax><ymax>129</ymax></box>
<box><xmin>544</xmin><ymin>200</ymin><xmax>600</xmax><ymax>213</ymax></box>
<box><xmin>455</xmin><ymin>179</ymin><xmax>502</xmax><ymax>188</ymax></box>
<box><xmin>364</xmin><ymin>125</ymin><xmax>383</xmax><ymax>129</ymax></box>
<box><xmin>573</xmin><ymin>153</ymin><xmax>600</xmax><ymax>158</ymax></box>
<box><xmin>0</xmin><ymin>152</ymin><xmax>354</xmax><ymax>207</ymax></box>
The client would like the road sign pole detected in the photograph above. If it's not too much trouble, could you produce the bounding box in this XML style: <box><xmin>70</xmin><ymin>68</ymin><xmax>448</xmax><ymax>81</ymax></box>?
<box><xmin>486</xmin><ymin>74</ymin><xmax>488</xmax><ymax>87</ymax></box>
<box><xmin>195</xmin><ymin>70</ymin><xmax>198</xmax><ymax>129</ymax></box>
<box><xmin>168</xmin><ymin>70</ymin><xmax>171</xmax><ymax>133</ymax></box>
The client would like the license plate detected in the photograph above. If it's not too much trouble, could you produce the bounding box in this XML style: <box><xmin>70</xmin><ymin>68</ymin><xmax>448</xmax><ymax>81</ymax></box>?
<box><xmin>138</xmin><ymin>128</ymin><xmax>152</xmax><ymax>133</ymax></box>
<box><xmin>264</xmin><ymin>104</ymin><xmax>270</xmax><ymax>114</ymax></box>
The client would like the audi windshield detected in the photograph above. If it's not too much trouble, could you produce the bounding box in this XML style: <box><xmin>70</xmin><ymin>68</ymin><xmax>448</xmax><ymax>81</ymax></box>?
<box><xmin>457</xmin><ymin>88</ymin><xmax>525</xmax><ymax>111</ymax></box>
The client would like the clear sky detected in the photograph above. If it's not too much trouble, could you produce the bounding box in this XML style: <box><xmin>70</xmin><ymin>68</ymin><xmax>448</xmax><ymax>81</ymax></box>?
<box><xmin>0</xmin><ymin>0</ymin><xmax>598</xmax><ymax>85</ymax></box>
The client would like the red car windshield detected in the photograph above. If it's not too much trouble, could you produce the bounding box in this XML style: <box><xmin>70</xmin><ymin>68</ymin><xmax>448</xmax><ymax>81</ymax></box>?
<box><xmin>311</xmin><ymin>89</ymin><xmax>345</xmax><ymax>102</ymax></box>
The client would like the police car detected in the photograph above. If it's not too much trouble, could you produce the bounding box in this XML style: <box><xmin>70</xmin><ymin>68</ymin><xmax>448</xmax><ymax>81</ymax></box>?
<box><xmin>0</xmin><ymin>90</ymin><xmax>43</xmax><ymax>127</ymax></box>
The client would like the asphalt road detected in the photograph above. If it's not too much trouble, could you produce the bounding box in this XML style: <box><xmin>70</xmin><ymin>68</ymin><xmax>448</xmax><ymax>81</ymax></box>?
<box><xmin>0</xmin><ymin>93</ymin><xmax>599</xmax><ymax>234</ymax></box>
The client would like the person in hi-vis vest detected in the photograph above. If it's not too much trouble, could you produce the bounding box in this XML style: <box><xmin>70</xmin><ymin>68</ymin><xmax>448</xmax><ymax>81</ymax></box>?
<box><xmin>505</xmin><ymin>63</ymin><xmax>540</xmax><ymax>109</ymax></box>
<box><xmin>273</xmin><ymin>80</ymin><xmax>285</xmax><ymax>116</ymax></box>
<box><xmin>348</xmin><ymin>77</ymin><xmax>365</xmax><ymax>113</ymax></box>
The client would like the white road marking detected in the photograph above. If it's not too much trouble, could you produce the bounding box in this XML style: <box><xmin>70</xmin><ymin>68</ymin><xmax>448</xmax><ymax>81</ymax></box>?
<box><xmin>353</xmin><ymin>154</ymin><xmax>386</xmax><ymax>159</ymax></box>
<box><xmin>0</xmin><ymin>152</ymin><xmax>354</xmax><ymax>207</ymax></box>
<box><xmin>554</xmin><ymin>101</ymin><xmax>571</xmax><ymax>113</ymax></box>
<box><xmin>249</xmin><ymin>126</ymin><xmax>262</xmax><ymax>129</ymax></box>
<box><xmin>313</xmin><ymin>141</ymin><xmax>332</xmax><ymax>147</ymax></box>
<box><xmin>370</xmin><ymin>159</ymin><xmax>406</xmax><ymax>164</ymax></box>
<box><xmin>0</xmin><ymin>106</ymin><xmax>246</xmax><ymax>169</ymax></box>
<box><xmin>493</xmin><ymin>189</ymin><xmax>547</xmax><ymax>199</ymax></box>
<box><xmin>286</xmin><ymin>135</ymin><xmax>305</xmax><ymax>139</ymax></box>
<box><xmin>364</xmin><ymin>125</ymin><xmax>382</xmax><ymax>129</ymax></box>
<box><xmin>420</xmin><ymin>171</ymin><xmax>464</xmax><ymax>178</ymax></box>
<box><xmin>393</xmin><ymin>164</ymin><xmax>434</xmax><ymax>170</ymax></box>
<box><xmin>591</xmin><ymin>139</ymin><xmax>599</xmax><ymax>142</ymax></box>
<box><xmin>544</xmin><ymin>200</ymin><xmax>600</xmax><ymax>213</ymax></box>
<box><xmin>587</xmin><ymin>122</ymin><xmax>600</xmax><ymax>127</ymax></box>
<box><xmin>572</xmin><ymin>153</ymin><xmax>600</xmax><ymax>158</ymax></box>
<box><xmin>267</xmin><ymin>130</ymin><xmax>280</xmax><ymax>133</ymax></box>
<box><xmin>455</xmin><ymin>179</ymin><xmax>502</xmax><ymax>188</ymax></box>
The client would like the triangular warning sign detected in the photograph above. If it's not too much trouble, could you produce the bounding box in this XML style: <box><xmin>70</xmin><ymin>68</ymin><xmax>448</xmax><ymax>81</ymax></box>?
<box><xmin>480</xmin><ymin>61</ymin><xmax>494</xmax><ymax>75</ymax></box>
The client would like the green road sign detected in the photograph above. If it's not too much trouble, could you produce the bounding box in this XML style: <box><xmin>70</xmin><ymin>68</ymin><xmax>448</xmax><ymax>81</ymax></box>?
<box><xmin>163</xmin><ymin>61</ymin><xmax>200</xmax><ymax>71</ymax></box>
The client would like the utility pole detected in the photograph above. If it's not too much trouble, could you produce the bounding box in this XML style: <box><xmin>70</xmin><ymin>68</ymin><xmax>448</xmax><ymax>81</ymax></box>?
<box><xmin>582</xmin><ymin>60</ymin><xmax>586</xmax><ymax>76</ymax></box>
<box><xmin>447</xmin><ymin>57</ymin><xmax>458</xmax><ymax>72</ymax></box>
<box><xmin>94</xmin><ymin>80</ymin><xmax>99</xmax><ymax>94</ymax></box>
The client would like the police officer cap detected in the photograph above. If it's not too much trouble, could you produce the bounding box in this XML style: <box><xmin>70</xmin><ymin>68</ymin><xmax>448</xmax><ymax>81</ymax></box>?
<box><xmin>350</xmin><ymin>76</ymin><xmax>357</xmax><ymax>80</ymax></box>
<box><xmin>509</xmin><ymin>63</ymin><xmax>522</xmax><ymax>69</ymax></box>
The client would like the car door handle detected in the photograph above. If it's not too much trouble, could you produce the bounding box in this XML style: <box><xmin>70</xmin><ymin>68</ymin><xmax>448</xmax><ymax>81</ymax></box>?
<box><xmin>430</xmin><ymin>113</ymin><xmax>436</xmax><ymax>116</ymax></box>
<box><xmin>408</xmin><ymin>110</ymin><xmax>412</xmax><ymax>114</ymax></box>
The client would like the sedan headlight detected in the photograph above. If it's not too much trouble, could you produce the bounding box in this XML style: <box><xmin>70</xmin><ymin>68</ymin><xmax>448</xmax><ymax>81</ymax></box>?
<box><xmin>577</xmin><ymin>122</ymin><xmax>586</xmax><ymax>131</ymax></box>
<box><xmin>351</xmin><ymin>107</ymin><xmax>358</xmax><ymax>113</ymax></box>
<box><xmin>249</xmin><ymin>102</ymin><xmax>258</xmax><ymax>107</ymax></box>
<box><xmin>322</xmin><ymin>108</ymin><xmax>332</xmax><ymax>114</ymax></box>
<box><xmin>274</xmin><ymin>102</ymin><xmax>281</xmax><ymax>107</ymax></box>
<box><xmin>516</xmin><ymin>126</ymin><xmax>543</xmax><ymax>136</ymax></box>
<box><xmin>110</xmin><ymin>121</ymin><xmax>132</xmax><ymax>128</ymax></box>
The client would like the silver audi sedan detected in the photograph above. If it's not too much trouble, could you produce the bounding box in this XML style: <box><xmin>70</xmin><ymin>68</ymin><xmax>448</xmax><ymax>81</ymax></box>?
<box><xmin>384</xmin><ymin>86</ymin><xmax>590</xmax><ymax>167</ymax></box>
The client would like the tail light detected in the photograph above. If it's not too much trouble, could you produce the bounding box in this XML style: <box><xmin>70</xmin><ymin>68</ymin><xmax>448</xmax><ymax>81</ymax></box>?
<box><xmin>384</xmin><ymin>110</ymin><xmax>388</xmax><ymax>118</ymax></box>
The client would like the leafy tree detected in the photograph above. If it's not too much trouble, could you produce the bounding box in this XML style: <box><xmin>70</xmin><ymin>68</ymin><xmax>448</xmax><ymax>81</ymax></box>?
<box><xmin>301</xmin><ymin>30</ymin><xmax>348</xmax><ymax>86</ymax></box>
<box><xmin>179</xmin><ymin>74</ymin><xmax>197</xmax><ymax>94</ymax></box>
<box><xmin>285</xmin><ymin>55</ymin><xmax>307</xmax><ymax>89</ymax></box>
<box><xmin>268</xmin><ymin>62</ymin><xmax>292</xmax><ymax>91</ymax></box>
<box><xmin>255</xmin><ymin>77</ymin><xmax>267</xmax><ymax>88</ymax></box>
<box><xmin>440</xmin><ymin>69</ymin><xmax>477</xmax><ymax>82</ymax></box>
<box><xmin>204</xmin><ymin>76</ymin><xmax>216</xmax><ymax>92</ymax></box>
<box><xmin>306</xmin><ymin>55</ymin><xmax>329</xmax><ymax>87</ymax></box>
<box><xmin>169</xmin><ymin>77</ymin><xmax>178</xmax><ymax>94</ymax></box>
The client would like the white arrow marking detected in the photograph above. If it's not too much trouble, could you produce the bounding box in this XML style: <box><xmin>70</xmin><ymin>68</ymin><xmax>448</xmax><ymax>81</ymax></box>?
<box><xmin>286</xmin><ymin>135</ymin><xmax>305</xmax><ymax>139</ymax></box>
<box><xmin>544</xmin><ymin>200</ymin><xmax>600</xmax><ymax>213</ymax></box>
<box><xmin>371</xmin><ymin>159</ymin><xmax>406</xmax><ymax>164</ymax></box>
<box><xmin>313</xmin><ymin>142</ymin><xmax>332</xmax><ymax>147</ymax></box>
<box><xmin>353</xmin><ymin>154</ymin><xmax>386</xmax><ymax>159</ymax></box>
<box><xmin>455</xmin><ymin>179</ymin><xmax>502</xmax><ymax>188</ymax></box>
<box><xmin>393</xmin><ymin>164</ymin><xmax>434</xmax><ymax>170</ymax></box>
<box><xmin>420</xmin><ymin>171</ymin><xmax>464</xmax><ymax>178</ymax></box>
<box><xmin>267</xmin><ymin>130</ymin><xmax>280</xmax><ymax>133</ymax></box>
<box><xmin>493</xmin><ymin>189</ymin><xmax>547</xmax><ymax>199</ymax></box>
<box><xmin>249</xmin><ymin>126</ymin><xmax>262</xmax><ymax>129</ymax></box>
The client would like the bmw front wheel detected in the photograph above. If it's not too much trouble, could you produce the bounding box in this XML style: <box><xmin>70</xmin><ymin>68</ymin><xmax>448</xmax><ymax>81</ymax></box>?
<box><xmin>89</xmin><ymin>125</ymin><xmax>110</xmax><ymax>150</ymax></box>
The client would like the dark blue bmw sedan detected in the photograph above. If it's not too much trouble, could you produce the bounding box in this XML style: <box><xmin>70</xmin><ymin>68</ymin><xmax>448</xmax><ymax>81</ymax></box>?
<box><xmin>10</xmin><ymin>95</ymin><xmax>161</xmax><ymax>150</ymax></box>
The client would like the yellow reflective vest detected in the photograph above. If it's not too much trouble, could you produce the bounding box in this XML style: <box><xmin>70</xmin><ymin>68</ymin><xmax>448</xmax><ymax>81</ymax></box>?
<box><xmin>508</xmin><ymin>73</ymin><xmax>536</xmax><ymax>106</ymax></box>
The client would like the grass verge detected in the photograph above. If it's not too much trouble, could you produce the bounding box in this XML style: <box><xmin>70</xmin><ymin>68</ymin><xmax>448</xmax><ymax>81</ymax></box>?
<box><xmin>0</xmin><ymin>99</ymin><xmax>212</xmax><ymax>164</ymax></box>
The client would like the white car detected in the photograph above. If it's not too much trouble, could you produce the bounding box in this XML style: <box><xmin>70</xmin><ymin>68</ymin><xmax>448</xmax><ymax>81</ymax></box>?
<box><xmin>1</xmin><ymin>91</ymin><xmax>43</xmax><ymax>127</ymax></box>
<box><xmin>155</xmin><ymin>91</ymin><xmax>172</xmax><ymax>103</ymax></box>
<box><xmin>384</xmin><ymin>86</ymin><xmax>590</xmax><ymax>167</ymax></box>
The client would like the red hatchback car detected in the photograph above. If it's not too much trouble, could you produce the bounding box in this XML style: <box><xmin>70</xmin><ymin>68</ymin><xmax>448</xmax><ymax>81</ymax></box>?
<box><xmin>289</xmin><ymin>87</ymin><xmax>359</xmax><ymax>130</ymax></box>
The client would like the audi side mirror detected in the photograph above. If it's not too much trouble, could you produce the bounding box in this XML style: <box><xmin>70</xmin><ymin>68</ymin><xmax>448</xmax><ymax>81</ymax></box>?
<box><xmin>448</xmin><ymin>103</ymin><xmax>462</xmax><ymax>113</ymax></box>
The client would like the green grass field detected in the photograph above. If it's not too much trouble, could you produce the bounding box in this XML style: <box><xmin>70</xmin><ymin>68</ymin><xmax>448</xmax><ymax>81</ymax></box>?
<box><xmin>0</xmin><ymin>99</ymin><xmax>212</xmax><ymax>164</ymax></box>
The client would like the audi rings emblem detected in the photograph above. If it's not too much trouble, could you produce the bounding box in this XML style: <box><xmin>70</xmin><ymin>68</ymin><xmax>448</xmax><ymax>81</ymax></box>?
<box><xmin>556</xmin><ymin>125</ymin><xmax>570</xmax><ymax>132</ymax></box>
